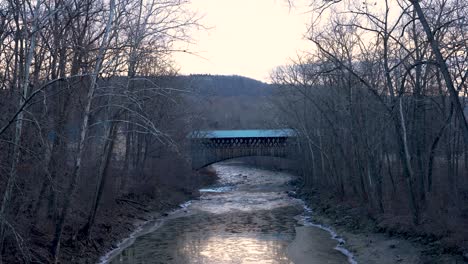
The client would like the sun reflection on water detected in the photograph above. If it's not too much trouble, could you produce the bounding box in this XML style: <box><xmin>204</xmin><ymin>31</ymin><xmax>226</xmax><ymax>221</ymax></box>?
<box><xmin>179</xmin><ymin>234</ymin><xmax>292</xmax><ymax>264</ymax></box>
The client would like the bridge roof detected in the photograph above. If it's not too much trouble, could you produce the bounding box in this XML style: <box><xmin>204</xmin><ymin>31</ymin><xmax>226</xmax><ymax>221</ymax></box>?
<box><xmin>189</xmin><ymin>129</ymin><xmax>296</xmax><ymax>139</ymax></box>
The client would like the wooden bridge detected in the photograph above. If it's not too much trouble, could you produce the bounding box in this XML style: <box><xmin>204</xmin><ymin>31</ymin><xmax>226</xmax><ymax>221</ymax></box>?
<box><xmin>189</xmin><ymin>129</ymin><xmax>297</xmax><ymax>169</ymax></box>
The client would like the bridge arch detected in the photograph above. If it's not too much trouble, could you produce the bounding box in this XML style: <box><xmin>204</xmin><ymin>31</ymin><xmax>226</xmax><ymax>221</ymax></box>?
<box><xmin>196</xmin><ymin>155</ymin><xmax>296</xmax><ymax>170</ymax></box>
<box><xmin>189</xmin><ymin>129</ymin><xmax>298</xmax><ymax>169</ymax></box>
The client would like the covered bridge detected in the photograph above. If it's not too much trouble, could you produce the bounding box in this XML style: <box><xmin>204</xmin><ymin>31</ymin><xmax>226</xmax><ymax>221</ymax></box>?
<box><xmin>189</xmin><ymin>129</ymin><xmax>297</xmax><ymax>169</ymax></box>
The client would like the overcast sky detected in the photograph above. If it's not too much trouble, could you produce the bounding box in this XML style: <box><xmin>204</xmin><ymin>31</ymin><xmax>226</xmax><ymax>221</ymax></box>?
<box><xmin>173</xmin><ymin>0</ymin><xmax>313</xmax><ymax>82</ymax></box>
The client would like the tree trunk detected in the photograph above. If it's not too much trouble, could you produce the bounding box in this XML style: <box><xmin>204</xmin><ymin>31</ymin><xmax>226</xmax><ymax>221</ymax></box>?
<box><xmin>0</xmin><ymin>0</ymin><xmax>41</xmax><ymax>259</ymax></box>
<box><xmin>398</xmin><ymin>98</ymin><xmax>419</xmax><ymax>224</ymax></box>
<box><xmin>410</xmin><ymin>0</ymin><xmax>468</xmax><ymax>143</ymax></box>
<box><xmin>80</xmin><ymin>122</ymin><xmax>118</xmax><ymax>238</ymax></box>
<box><xmin>50</xmin><ymin>1</ymin><xmax>115</xmax><ymax>261</ymax></box>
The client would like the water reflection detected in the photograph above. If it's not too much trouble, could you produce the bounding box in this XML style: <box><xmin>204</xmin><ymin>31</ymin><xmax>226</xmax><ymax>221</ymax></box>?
<box><xmin>111</xmin><ymin>207</ymin><xmax>298</xmax><ymax>264</ymax></box>
<box><xmin>107</xmin><ymin>163</ymin><xmax>349</xmax><ymax>264</ymax></box>
<box><xmin>183</xmin><ymin>235</ymin><xmax>292</xmax><ymax>264</ymax></box>
<box><xmin>116</xmin><ymin>235</ymin><xmax>291</xmax><ymax>264</ymax></box>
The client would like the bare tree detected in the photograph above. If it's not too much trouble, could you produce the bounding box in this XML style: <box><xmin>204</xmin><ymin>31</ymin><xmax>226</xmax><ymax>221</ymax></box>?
<box><xmin>275</xmin><ymin>0</ymin><xmax>467</xmax><ymax>235</ymax></box>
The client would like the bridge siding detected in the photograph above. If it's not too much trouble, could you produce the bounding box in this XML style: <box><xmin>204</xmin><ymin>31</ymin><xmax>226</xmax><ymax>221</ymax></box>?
<box><xmin>189</xmin><ymin>129</ymin><xmax>296</xmax><ymax>139</ymax></box>
<box><xmin>190</xmin><ymin>135</ymin><xmax>297</xmax><ymax>169</ymax></box>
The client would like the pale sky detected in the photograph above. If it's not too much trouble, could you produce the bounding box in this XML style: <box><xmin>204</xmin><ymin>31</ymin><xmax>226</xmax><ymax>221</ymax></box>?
<box><xmin>173</xmin><ymin>0</ymin><xmax>313</xmax><ymax>82</ymax></box>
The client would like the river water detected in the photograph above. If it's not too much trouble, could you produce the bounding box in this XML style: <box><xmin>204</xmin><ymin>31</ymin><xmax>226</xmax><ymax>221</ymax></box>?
<box><xmin>102</xmin><ymin>161</ymin><xmax>356</xmax><ymax>264</ymax></box>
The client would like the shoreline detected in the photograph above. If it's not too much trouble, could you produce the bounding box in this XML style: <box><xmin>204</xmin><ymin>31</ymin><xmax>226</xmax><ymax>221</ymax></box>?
<box><xmin>64</xmin><ymin>169</ymin><xmax>217</xmax><ymax>264</ymax></box>
<box><xmin>297</xmin><ymin>203</ymin><xmax>358</xmax><ymax>264</ymax></box>
<box><xmin>98</xmin><ymin>200</ymin><xmax>192</xmax><ymax>263</ymax></box>
<box><xmin>297</xmin><ymin>189</ymin><xmax>466</xmax><ymax>264</ymax></box>
<box><xmin>79</xmin><ymin>166</ymin><xmax>465</xmax><ymax>264</ymax></box>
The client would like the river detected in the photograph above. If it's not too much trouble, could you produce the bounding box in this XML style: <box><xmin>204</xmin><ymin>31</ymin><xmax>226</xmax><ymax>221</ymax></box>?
<box><xmin>100</xmin><ymin>161</ymin><xmax>356</xmax><ymax>264</ymax></box>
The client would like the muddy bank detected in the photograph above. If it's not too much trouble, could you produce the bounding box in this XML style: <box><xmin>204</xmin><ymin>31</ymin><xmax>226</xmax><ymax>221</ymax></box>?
<box><xmin>297</xmin><ymin>189</ymin><xmax>467</xmax><ymax>263</ymax></box>
<box><xmin>57</xmin><ymin>168</ymin><xmax>217</xmax><ymax>264</ymax></box>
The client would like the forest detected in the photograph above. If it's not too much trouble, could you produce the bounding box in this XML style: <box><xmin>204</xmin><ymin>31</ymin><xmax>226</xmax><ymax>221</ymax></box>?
<box><xmin>0</xmin><ymin>0</ymin><xmax>467</xmax><ymax>263</ymax></box>
<box><xmin>271</xmin><ymin>0</ymin><xmax>468</xmax><ymax>257</ymax></box>
<box><xmin>0</xmin><ymin>0</ymin><xmax>208</xmax><ymax>262</ymax></box>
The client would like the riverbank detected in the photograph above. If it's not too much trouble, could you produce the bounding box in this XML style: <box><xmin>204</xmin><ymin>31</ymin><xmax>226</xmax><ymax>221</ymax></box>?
<box><xmin>297</xmin><ymin>188</ymin><xmax>467</xmax><ymax>263</ymax></box>
<box><xmin>101</xmin><ymin>161</ymin><xmax>357</xmax><ymax>263</ymax></box>
<box><xmin>59</xmin><ymin>168</ymin><xmax>217</xmax><ymax>264</ymax></box>
<box><xmin>70</xmin><ymin>163</ymin><xmax>466</xmax><ymax>264</ymax></box>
